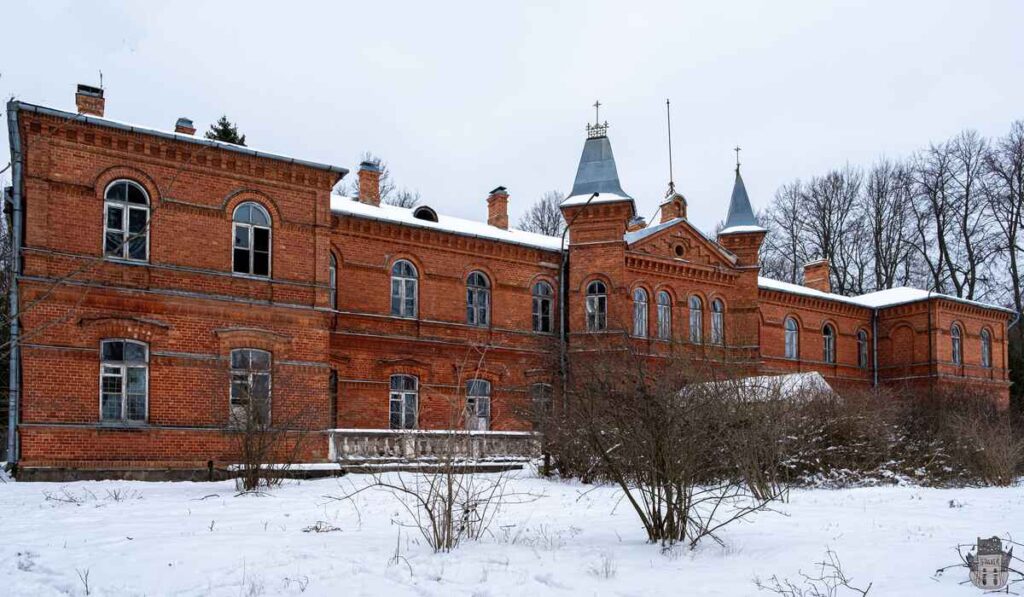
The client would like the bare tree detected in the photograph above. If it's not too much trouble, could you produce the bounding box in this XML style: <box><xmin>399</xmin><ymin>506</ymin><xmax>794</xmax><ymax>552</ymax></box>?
<box><xmin>863</xmin><ymin>158</ymin><xmax>916</xmax><ymax>290</ymax></box>
<box><xmin>516</xmin><ymin>191</ymin><xmax>566</xmax><ymax>236</ymax></box>
<box><xmin>985</xmin><ymin>121</ymin><xmax>1024</xmax><ymax>315</ymax></box>
<box><xmin>388</xmin><ymin>188</ymin><xmax>421</xmax><ymax>208</ymax></box>
<box><xmin>333</xmin><ymin>151</ymin><xmax>397</xmax><ymax>202</ymax></box>
<box><xmin>803</xmin><ymin>166</ymin><xmax>864</xmax><ymax>295</ymax></box>
<box><xmin>760</xmin><ymin>181</ymin><xmax>809</xmax><ymax>284</ymax></box>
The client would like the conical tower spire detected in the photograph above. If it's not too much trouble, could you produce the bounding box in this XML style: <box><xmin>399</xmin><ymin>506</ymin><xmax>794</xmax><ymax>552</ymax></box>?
<box><xmin>562</xmin><ymin>102</ymin><xmax>634</xmax><ymax>207</ymax></box>
<box><xmin>721</xmin><ymin>150</ymin><xmax>763</xmax><ymax>232</ymax></box>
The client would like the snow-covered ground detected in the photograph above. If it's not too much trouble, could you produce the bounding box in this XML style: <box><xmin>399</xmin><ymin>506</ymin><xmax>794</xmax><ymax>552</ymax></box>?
<box><xmin>1</xmin><ymin>470</ymin><xmax>1021</xmax><ymax>596</ymax></box>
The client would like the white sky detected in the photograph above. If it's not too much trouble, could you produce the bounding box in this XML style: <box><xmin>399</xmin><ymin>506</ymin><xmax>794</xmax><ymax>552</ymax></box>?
<box><xmin>3</xmin><ymin>0</ymin><xmax>1022</xmax><ymax>233</ymax></box>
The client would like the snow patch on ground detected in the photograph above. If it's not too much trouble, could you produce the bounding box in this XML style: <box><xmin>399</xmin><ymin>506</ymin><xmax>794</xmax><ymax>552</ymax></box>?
<box><xmin>1</xmin><ymin>472</ymin><xmax>1020</xmax><ymax>595</ymax></box>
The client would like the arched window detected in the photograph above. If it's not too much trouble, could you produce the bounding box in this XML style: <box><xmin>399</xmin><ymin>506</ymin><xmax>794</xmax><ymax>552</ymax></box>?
<box><xmin>467</xmin><ymin>271</ymin><xmax>490</xmax><ymax>326</ymax></box>
<box><xmin>586</xmin><ymin>281</ymin><xmax>607</xmax><ymax>332</ymax></box>
<box><xmin>822</xmin><ymin>324</ymin><xmax>836</xmax><ymax>364</ymax></box>
<box><xmin>711</xmin><ymin>299</ymin><xmax>725</xmax><ymax>345</ymax></box>
<box><xmin>656</xmin><ymin>291</ymin><xmax>672</xmax><ymax>340</ymax></box>
<box><xmin>532</xmin><ymin>281</ymin><xmax>553</xmax><ymax>333</ymax></box>
<box><xmin>688</xmin><ymin>296</ymin><xmax>703</xmax><ymax>344</ymax></box>
<box><xmin>232</xmin><ymin>202</ymin><xmax>271</xmax><ymax>277</ymax></box>
<box><xmin>981</xmin><ymin>329</ymin><xmax>992</xmax><ymax>369</ymax></box>
<box><xmin>103</xmin><ymin>180</ymin><xmax>149</xmax><ymax>261</ymax></box>
<box><xmin>951</xmin><ymin>324</ymin><xmax>963</xmax><ymax>365</ymax></box>
<box><xmin>857</xmin><ymin>330</ymin><xmax>869</xmax><ymax>369</ymax></box>
<box><xmin>466</xmin><ymin>379</ymin><xmax>492</xmax><ymax>431</ymax></box>
<box><xmin>230</xmin><ymin>348</ymin><xmax>272</xmax><ymax>426</ymax></box>
<box><xmin>390</xmin><ymin>260</ymin><xmax>418</xmax><ymax>317</ymax></box>
<box><xmin>389</xmin><ymin>374</ymin><xmax>418</xmax><ymax>430</ymax></box>
<box><xmin>785</xmin><ymin>317</ymin><xmax>799</xmax><ymax>359</ymax></box>
<box><xmin>329</xmin><ymin>253</ymin><xmax>338</xmax><ymax>310</ymax></box>
<box><xmin>632</xmin><ymin>288</ymin><xmax>649</xmax><ymax>337</ymax></box>
<box><xmin>100</xmin><ymin>339</ymin><xmax>148</xmax><ymax>422</ymax></box>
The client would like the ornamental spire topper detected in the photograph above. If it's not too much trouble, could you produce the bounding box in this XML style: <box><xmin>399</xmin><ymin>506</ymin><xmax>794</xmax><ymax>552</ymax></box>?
<box><xmin>586</xmin><ymin>99</ymin><xmax>609</xmax><ymax>139</ymax></box>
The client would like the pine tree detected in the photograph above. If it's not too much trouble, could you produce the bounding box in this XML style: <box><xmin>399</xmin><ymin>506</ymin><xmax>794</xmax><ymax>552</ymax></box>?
<box><xmin>205</xmin><ymin>115</ymin><xmax>247</xmax><ymax>146</ymax></box>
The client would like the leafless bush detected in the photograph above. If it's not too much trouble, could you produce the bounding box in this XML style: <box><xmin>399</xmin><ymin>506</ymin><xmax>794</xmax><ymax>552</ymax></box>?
<box><xmin>328</xmin><ymin>347</ymin><xmax>537</xmax><ymax>553</ymax></box>
<box><xmin>588</xmin><ymin>552</ymin><xmax>617</xmax><ymax>579</ymax></box>
<box><xmin>76</xmin><ymin>568</ymin><xmax>91</xmax><ymax>596</ymax></box>
<box><xmin>548</xmin><ymin>344</ymin><xmax>792</xmax><ymax>547</ymax></box>
<box><xmin>43</xmin><ymin>487</ymin><xmax>98</xmax><ymax>506</ymax></box>
<box><xmin>301</xmin><ymin>521</ymin><xmax>340</xmax><ymax>533</ymax></box>
<box><xmin>755</xmin><ymin>550</ymin><xmax>871</xmax><ymax>596</ymax></box>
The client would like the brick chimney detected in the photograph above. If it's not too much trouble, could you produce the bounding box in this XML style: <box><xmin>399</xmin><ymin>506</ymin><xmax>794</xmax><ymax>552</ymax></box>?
<box><xmin>75</xmin><ymin>84</ymin><xmax>105</xmax><ymax>117</ymax></box>
<box><xmin>803</xmin><ymin>259</ymin><xmax>831</xmax><ymax>293</ymax></box>
<box><xmin>487</xmin><ymin>186</ymin><xmax>509</xmax><ymax>229</ymax></box>
<box><xmin>357</xmin><ymin>161</ymin><xmax>381</xmax><ymax>207</ymax></box>
<box><xmin>174</xmin><ymin>117</ymin><xmax>196</xmax><ymax>135</ymax></box>
<box><xmin>659</xmin><ymin>193</ymin><xmax>687</xmax><ymax>223</ymax></box>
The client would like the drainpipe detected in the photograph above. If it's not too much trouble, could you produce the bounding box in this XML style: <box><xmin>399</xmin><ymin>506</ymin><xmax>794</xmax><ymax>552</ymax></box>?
<box><xmin>558</xmin><ymin>192</ymin><xmax>598</xmax><ymax>404</ymax></box>
<box><xmin>871</xmin><ymin>308</ymin><xmax>879</xmax><ymax>388</ymax></box>
<box><xmin>6</xmin><ymin>102</ymin><xmax>23</xmax><ymax>466</ymax></box>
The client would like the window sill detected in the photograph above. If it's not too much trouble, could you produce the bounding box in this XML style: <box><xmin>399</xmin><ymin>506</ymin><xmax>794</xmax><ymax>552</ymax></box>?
<box><xmin>231</xmin><ymin>272</ymin><xmax>273</xmax><ymax>281</ymax></box>
<box><xmin>104</xmin><ymin>256</ymin><xmax>150</xmax><ymax>266</ymax></box>
<box><xmin>97</xmin><ymin>421</ymin><xmax>149</xmax><ymax>431</ymax></box>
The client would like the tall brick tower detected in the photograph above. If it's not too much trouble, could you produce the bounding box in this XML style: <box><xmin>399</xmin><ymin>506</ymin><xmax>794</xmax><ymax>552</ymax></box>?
<box><xmin>716</xmin><ymin>161</ymin><xmax>767</xmax><ymax>367</ymax></box>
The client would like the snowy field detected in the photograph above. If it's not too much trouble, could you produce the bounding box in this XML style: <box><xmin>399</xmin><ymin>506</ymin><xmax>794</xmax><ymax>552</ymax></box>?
<box><xmin>2</xmin><ymin>470</ymin><xmax>1021</xmax><ymax>596</ymax></box>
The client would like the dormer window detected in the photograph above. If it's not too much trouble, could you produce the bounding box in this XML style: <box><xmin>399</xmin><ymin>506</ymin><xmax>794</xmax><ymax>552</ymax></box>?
<box><xmin>412</xmin><ymin>206</ymin><xmax>438</xmax><ymax>222</ymax></box>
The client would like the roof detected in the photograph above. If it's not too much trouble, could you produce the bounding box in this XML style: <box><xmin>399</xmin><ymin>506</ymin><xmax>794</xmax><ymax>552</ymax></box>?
<box><xmin>758</xmin><ymin>276</ymin><xmax>1014</xmax><ymax>313</ymax></box>
<box><xmin>330</xmin><ymin>196</ymin><xmax>563</xmax><ymax>252</ymax></box>
<box><xmin>721</xmin><ymin>167</ymin><xmax>765</xmax><ymax>233</ymax></box>
<box><xmin>562</xmin><ymin>134</ymin><xmax>634</xmax><ymax>207</ymax></box>
<box><xmin>624</xmin><ymin>217</ymin><xmax>738</xmax><ymax>265</ymax></box>
<box><xmin>8</xmin><ymin>101</ymin><xmax>349</xmax><ymax>178</ymax></box>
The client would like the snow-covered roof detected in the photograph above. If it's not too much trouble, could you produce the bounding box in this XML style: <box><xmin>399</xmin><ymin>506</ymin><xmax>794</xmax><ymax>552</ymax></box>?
<box><xmin>560</xmin><ymin>191</ymin><xmax>634</xmax><ymax>207</ymax></box>
<box><xmin>624</xmin><ymin>217</ymin><xmax>683</xmax><ymax>244</ymax></box>
<box><xmin>330</xmin><ymin>196</ymin><xmax>564</xmax><ymax>251</ymax></box>
<box><xmin>758</xmin><ymin>277</ymin><xmax>1014</xmax><ymax>313</ymax></box>
<box><xmin>719</xmin><ymin>224</ymin><xmax>767</xmax><ymax>235</ymax></box>
<box><xmin>9</xmin><ymin>101</ymin><xmax>349</xmax><ymax>176</ymax></box>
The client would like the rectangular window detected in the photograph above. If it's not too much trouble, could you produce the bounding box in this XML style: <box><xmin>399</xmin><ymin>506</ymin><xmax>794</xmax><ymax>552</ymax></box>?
<box><xmin>100</xmin><ymin>340</ymin><xmax>148</xmax><ymax>423</ymax></box>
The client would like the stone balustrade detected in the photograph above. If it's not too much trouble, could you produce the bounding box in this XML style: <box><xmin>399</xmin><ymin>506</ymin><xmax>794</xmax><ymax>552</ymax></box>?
<box><xmin>328</xmin><ymin>428</ymin><xmax>540</xmax><ymax>463</ymax></box>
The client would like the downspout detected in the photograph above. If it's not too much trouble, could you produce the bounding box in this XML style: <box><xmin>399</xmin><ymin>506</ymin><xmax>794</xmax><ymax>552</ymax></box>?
<box><xmin>871</xmin><ymin>307</ymin><xmax>879</xmax><ymax>388</ymax></box>
<box><xmin>558</xmin><ymin>192</ymin><xmax>598</xmax><ymax>405</ymax></box>
<box><xmin>927</xmin><ymin>290</ymin><xmax>934</xmax><ymax>393</ymax></box>
<box><xmin>6</xmin><ymin>101</ymin><xmax>23</xmax><ymax>466</ymax></box>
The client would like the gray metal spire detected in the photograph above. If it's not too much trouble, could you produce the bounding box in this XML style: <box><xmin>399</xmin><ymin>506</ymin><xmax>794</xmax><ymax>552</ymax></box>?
<box><xmin>568</xmin><ymin>132</ymin><xmax>633</xmax><ymax>200</ymax></box>
<box><xmin>722</xmin><ymin>164</ymin><xmax>761</xmax><ymax>231</ymax></box>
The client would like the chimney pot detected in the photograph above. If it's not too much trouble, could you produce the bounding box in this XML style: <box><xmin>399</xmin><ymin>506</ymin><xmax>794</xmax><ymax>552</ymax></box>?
<box><xmin>487</xmin><ymin>187</ymin><xmax>509</xmax><ymax>229</ymax></box>
<box><xmin>357</xmin><ymin>161</ymin><xmax>382</xmax><ymax>207</ymax></box>
<box><xmin>75</xmin><ymin>83</ymin><xmax>105</xmax><ymax>117</ymax></box>
<box><xmin>803</xmin><ymin>259</ymin><xmax>832</xmax><ymax>293</ymax></box>
<box><xmin>174</xmin><ymin>117</ymin><xmax>196</xmax><ymax>135</ymax></box>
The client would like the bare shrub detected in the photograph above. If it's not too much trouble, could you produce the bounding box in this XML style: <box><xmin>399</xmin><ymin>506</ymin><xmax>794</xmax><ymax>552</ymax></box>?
<box><xmin>547</xmin><ymin>343</ymin><xmax>793</xmax><ymax>547</ymax></box>
<box><xmin>588</xmin><ymin>552</ymin><xmax>617</xmax><ymax>579</ymax></box>
<box><xmin>755</xmin><ymin>549</ymin><xmax>871</xmax><ymax>596</ymax></box>
<box><xmin>328</xmin><ymin>347</ymin><xmax>536</xmax><ymax>553</ymax></box>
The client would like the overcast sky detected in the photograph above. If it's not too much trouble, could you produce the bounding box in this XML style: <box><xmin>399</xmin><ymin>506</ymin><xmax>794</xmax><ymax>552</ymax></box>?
<box><xmin>3</xmin><ymin>1</ymin><xmax>1022</xmax><ymax>233</ymax></box>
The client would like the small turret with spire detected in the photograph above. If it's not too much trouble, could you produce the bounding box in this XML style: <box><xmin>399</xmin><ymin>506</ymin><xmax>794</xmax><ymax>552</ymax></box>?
<box><xmin>717</xmin><ymin>146</ymin><xmax>766</xmax><ymax>267</ymax></box>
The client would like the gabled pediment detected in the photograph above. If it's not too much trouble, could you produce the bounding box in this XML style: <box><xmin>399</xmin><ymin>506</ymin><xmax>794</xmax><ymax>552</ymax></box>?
<box><xmin>625</xmin><ymin>218</ymin><xmax>737</xmax><ymax>268</ymax></box>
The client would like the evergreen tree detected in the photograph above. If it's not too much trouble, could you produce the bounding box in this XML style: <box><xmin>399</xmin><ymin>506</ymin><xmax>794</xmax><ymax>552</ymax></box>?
<box><xmin>205</xmin><ymin>115</ymin><xmax>247</xmax><ymax>146</ymax></box>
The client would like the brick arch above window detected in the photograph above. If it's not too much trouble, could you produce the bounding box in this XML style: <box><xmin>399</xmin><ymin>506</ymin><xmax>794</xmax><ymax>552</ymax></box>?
<box><xmin>212</xmin><ymin>327</ymin><xmax>291</xmax><ymax>354</ymax></box>
<box><xmin>373</xmin><ymin>357</ymin><xmax>431</xmax><ymax>378</ymax></box>
<box><xmin>388</xmin><ymin>253</ymin><xmax>425</xmax><ymax>275</ymax></box>
<box><xmin>77</xmin><ymin>315</ymin><xmax>170</xmax><ymax>344</ymax></box>
<box><xmin>222</xmin><ymin>189</ymin><xmax>282</xmax><ymax>223</ymax></box>
<box><xmin>93</xmin><ymin>166</ymin><xmax>161</xmax><ymax>204</ymax></box>
<box><xmin>577</xmin><ymin>273</ymin><xmax>613</xmax><ymax>293</ymax></box>
<box><xmin>527</xmin><ymin>272</ymin><xmax>558</xmax><ymax>290</ymax></box>
<box><xmin>452</xmin><ymin>362</ymin><xmax>508</xmax><ymax>382</ymax></box>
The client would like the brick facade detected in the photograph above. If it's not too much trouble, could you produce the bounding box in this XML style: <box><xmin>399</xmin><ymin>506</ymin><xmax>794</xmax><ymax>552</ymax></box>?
<box><xmin>4</xmin><ymin>91</ymin><xmax>1011</xmax><ymax>476</ymax></box>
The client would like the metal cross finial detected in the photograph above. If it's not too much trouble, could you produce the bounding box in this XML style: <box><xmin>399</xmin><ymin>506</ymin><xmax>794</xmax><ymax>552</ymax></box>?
<box><xmin>734</xmin><ymin>145</ymin><xmax>742</xmax><ymax>170</ymax></box>
<box><xmin>593</xmin><ymin>100</ymin><xmax>601</xmax><ymax>125</ymax></box>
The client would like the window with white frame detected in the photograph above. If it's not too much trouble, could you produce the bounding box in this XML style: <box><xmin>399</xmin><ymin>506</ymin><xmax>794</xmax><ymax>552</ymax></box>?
<box><xmin>711</xmin><ymin>299</ymin><xmax>725</xmax><ymax>345</ymax></box>
<box><xmin>467</xmin><ymin>271</ymin><xmax>490</xmax><ymax>326</ymax></box>
<box><xmin>232</xmin><ymin>202</ymin><xmax>271</xmax><ymax>277</ymax></box>
<box><xmin>586</xmin><ymin>281</ymin><xmax>607</xmax><ymax>332</ymax></box>
<box><xmin>329</xmin><ymin>253</ymin><xmax>338</xmax><ymax>310</ymax></box>
<box><xmin>632</xmin><ymin>288</ymin><xmax>648</xmax><ymax>337</ymax></box>
<box><xmin>981</xmin><ymin>329</ymin><xmax>992</xmax><ymax>368</ymax></box>
<box><xmin>532</xmin><ymin>281</ymin><xmax>553</xmax><ymax>333</ymax></box>
<box><xmin>229</xmin><ymin>348</ymin><xmax>272</xmax><ymax>426</ymax></box>
<box><xmin>103</xmin><ymin>180</ymin><xmax>149</xmax><ymax>261</ymax></box>
<box><xmin>822</xmin><ymin>324</ymin><xmax>836</xmax><ymax>364</ymax></box>
<box><xmin>466</xmin><ymin>379</ymin><xmax>491</xmax><ymax>431</ymax></box>
<box><xmin>857</xmin><ymin>330</ymin><xmax>869</xmax><ymax>369</ymax></box>
<box><xmin>100</xmin><ymin>339</ymin><xmax>148</xmax><ymax>423</ymax></box>
<box><xmin>688</xmin><ymin>296</ymin><xmax>703</xmax><ymax>344</ymax></box>
<box><xmin>390</xmin><ymin>260</ymin><xmax>418</xmax><ymax>317</ymax></box>
<box><xmin>389</xmin><ymin>374</ymin><xmax>418</xmax><ymax>430</ymax></box>
<box><xmin>785</xmin><ymin>317</ymin><xmax>799</xmax><ymax>359</ymax></box>
<box><xmin>951</xmin><ymin>324</ymin><xmax>963</xmax><ymax>365</ymax></box>
<box><xmin>656</xmin><ymin>291</ymin><xmax>672</xmax><ymax>340</ymax></box>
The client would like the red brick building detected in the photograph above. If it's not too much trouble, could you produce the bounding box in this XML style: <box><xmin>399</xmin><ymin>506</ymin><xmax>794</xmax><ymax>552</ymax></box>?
<box><xmin>3</xmin><ymin>86</ymin><xmax>1012</xmax><ymax>478</ymax></box>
